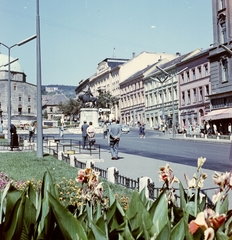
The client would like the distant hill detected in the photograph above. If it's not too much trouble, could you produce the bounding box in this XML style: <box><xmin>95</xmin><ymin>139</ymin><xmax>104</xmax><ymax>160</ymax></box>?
<box><xmin>42</xmin><ymin>85</ymin><xmax>76</xmax><ymax>98</ymax></box>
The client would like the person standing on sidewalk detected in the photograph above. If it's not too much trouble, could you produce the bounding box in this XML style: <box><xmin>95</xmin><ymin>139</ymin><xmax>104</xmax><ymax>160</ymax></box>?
<box><xmin>142</xmin><ymin>124</ymin><xmax>146</xmax><ymax>138</ymax></box>
<box><xmin>103</xmin><ymin>122</ymin><xmax>108</xmax><ymax>139</ymax></box>
<box><xmin>108</xmin><ymin>118</ymin><xmax>122</xmax><ymax>160</ymax></box>
<box><xmin>0</xmin><ymin>120</ymin><xmax>3</xmax><ymax>136</ymax></box>
<box><xmin>28</xmin><ymin>123</ymin><xmax>35</xmax><ymax>142</ymax></box>
<box><xmin>81</xmin><ymin>120</ymin><xmax>89</xmax><ymax>149</ymax></box>
<box><xmin>87</xmin><ymin>121</ymin><xmax>96</xmax><ymax>148</ymax></box>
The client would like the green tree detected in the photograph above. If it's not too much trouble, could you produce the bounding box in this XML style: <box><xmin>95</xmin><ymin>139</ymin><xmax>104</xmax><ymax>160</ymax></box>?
<box><xmin>43</xmin><ymin>110</ymin><xmax>48</xmax><ymax>120</ymax></box>
<box><xmin>97</xmin><ymin>91</ymin><xmax>118</xmax><ymax>109</ymax></box>
<box><xmin>58</xmin><ymin>98</ymin><xmax>81</xmax><ymax>121</ymax></box>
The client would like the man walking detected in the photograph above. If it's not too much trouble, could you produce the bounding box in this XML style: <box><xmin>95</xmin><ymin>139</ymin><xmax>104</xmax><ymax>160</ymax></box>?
<box><xmin>108</xmin><ymin>119</ymin><xmax>122</xmax><ymax>160</ymax></box>
<box><xmin>81</xmin><ymin>120</ymin><xmax>89</xmax><ymax>149</ymax></box>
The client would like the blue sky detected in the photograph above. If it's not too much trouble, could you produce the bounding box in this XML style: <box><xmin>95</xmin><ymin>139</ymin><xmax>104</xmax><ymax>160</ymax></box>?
<box><xmin>0</xmin><ymin>0</ymin><xmax>213</xmax><ymax>86</ymax></box>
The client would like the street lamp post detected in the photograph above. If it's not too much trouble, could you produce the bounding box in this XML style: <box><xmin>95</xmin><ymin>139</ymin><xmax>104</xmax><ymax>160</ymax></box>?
<box><xmin>0</xmin><ymin>35</ymin><xmax>37</xmax><ymax>142</ymax></box>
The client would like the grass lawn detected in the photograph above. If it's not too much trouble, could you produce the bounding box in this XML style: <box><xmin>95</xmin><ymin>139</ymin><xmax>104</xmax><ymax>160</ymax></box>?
<box><xmin>0</xmin><ymin>151</ymin><xmax>133</xmax><ymax>205</ymax></box>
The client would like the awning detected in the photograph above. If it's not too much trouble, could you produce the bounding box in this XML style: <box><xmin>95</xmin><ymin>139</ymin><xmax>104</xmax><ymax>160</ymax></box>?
<box><xmin>203</xmin><ymin>108</ymin><xmax>232</xmax><ymax>121</ymax></box>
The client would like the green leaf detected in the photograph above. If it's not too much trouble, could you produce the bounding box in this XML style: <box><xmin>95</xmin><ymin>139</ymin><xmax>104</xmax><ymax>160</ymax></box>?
<box><xmin>179</xmin><ymin>182</ymin><xmax>187</xmax><ymax>209</ymax></box>
<box><xmin>149</xmin><ymin>190</ymin><xmax>168</xmax><ymax>233</ymax></box>
<box><xmin>121</xmin><ymin>221</ymin><xmax>135</xmax><ymax>240</ymax></box>
<box><xmin>171</xmin><ymin>217</ymin><xmax>185</xmax><ymax>240</ymax></box>
<box><xmin>215</xmin><ymin>229</ymin><xmax>229</xmax><ymax>240</ymax></box>
<box><xmin>185</xmin><ymin>202</ymin><xmax>195</xmax><ymax>217</ymax></box>
<box><xmin>0</xmin><ymin>182</ymin><xmax>11</xmax><ymax>224</ymax></box>
<box><xmin>126</xmin><ymin>190</ymin><xmax>153</xmax><ymax>233</ymax></box>
<box><xmin>3</xmin><ymin>196</ymin><xmax>23</xmax><ymax>240</ymax></box>
<box><xmin>48</xmin><ymin>192</ymin><xmax>88</xmax><ymax>240</ymax></box>
<box><xmin>89</xmin><ymin>220</ymin><xmax>107</xmax><ymax>240</ymax></box>
<box><xmin>218</xmin><ymin>195</ymin><xmax>229</xmax><ymax>215</ymax></box>
<box><xmin>155</xmin><ymin>221</ymin><xmax>170</xmax><ymax>240</ymax></box>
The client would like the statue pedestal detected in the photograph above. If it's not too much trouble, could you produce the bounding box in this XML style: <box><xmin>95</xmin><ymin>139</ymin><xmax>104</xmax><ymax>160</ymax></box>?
<box><xmin>80</xmin><ymin>108</ymin><xmax>99</xmax><ymax>128</ymax></box>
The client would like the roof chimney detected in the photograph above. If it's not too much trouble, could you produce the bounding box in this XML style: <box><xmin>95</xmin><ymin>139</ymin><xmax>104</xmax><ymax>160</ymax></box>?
<box><xmin>132</xmin><ymin>52</ymin><xmax>135</xmax><ymax>58</ymax></box>
<box><xmin>176</xmin><ymin>52</ymin><xmax>181</xmax><ymax>56</ymax></box>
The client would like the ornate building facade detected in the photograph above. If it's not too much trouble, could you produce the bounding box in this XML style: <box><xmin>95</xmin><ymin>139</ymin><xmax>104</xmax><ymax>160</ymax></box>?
<box><xmin>206</xmin><ymin>0</ymin><xmax>232</xmax><ymax>133</ymax></box>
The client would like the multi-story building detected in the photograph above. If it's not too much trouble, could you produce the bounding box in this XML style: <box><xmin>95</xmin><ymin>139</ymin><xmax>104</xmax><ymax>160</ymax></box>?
<box><xmin>42</xmin><ymin>93</ymin><xmax>68</xmax><ymax>121</ymax></box>
<box><xmin>0</xmin><ymin>54</ymin><xmax>37</xmax><ymax>123</ymax></box>
<box><xmin>120</xmin><ymin>59</ymin><xmax>170</xmax><ymax>126</ymax></box>
<box><xmin>144</xmin><ymin>50</ymin><xmax>201</xmax><ymax>129</ymax></box>
<box><xmin>85</xmin><ymin>52</ymin><xmax>177</xmax><ymax>120</ymax></box>
<box><xmin>177</xmin><ymin>49</ymin><xmax>211</xmax><ymax>132</ymax></box>
<box><xmin>206</xmin><ymin>0</ymin><xmax>232</xmax><ymax>133</ymax></box>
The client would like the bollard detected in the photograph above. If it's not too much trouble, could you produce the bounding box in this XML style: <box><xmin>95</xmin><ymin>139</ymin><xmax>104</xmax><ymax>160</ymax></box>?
<box><xmin>107</xmin><ymin>167</ymin><xmax>117</xmax><ymax>183</ymax></box>
<box><xmin>139</xmin><ymin>176</ymin><xmax>153</xmax><ymax>198</ymax></box>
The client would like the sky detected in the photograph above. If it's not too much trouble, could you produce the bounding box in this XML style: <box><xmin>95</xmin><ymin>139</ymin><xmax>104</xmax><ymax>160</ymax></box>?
<box><xmin>0</xmin><ymin>0</ymin><xmax>213</xmax><ymax>86</ymax></box>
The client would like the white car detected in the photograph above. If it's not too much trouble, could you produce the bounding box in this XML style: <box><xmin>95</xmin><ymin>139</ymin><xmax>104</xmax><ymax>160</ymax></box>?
<box><xmin>121</xmin><ymin>124</ymin><xmax>130</xmax><ymax>133</ymax></box>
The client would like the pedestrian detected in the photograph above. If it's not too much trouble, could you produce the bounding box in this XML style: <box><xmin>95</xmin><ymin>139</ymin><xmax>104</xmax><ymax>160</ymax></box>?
<box><xmin>10</xmin><ymin>124</ymin><xmax>21</xmax><ymax>151</ymax></box>
<box><xmin>139</xmin><ymin>123</ymin><xmax>143</xmax><ymax>138</ymax></box>
<box><xmin>103</xmin><ymin>122</ymin><xmax>107</xmax><ymax>139</ymax></box>
<box><xmin>108</xmin><ymin>118</ymin><xmax>122</xmax><ymax>160</ymax></box>
<box><xmin>81</xmin><ymin>120</ymin><xmax>89</xmax><ymax>149</ymax></box>
<box><xmin>213</xmin><ymin>123</ymin><xmax>217</xmax><ymax>135</ymax></box>
<box><xmin>0</xmin><ymin>120</ymin><xmax>3</xmax><ymax>135</ymax></box>
<box><xmin>87</xmin><ymin>121</ymin><xmax>96</xmax><ymax>148</ymax></box>
<box><xmin>28</xmin><ymin>123</ymin><xmax>35</xmax><ymax>142</ymax></box>
<box><xmin>59</xmin><ymin>124</ymin><xmax>64</xmax><ymax>137</ymax></box>
<box><xmin>141</xmin><ymin>124</ymin><xmax>145</xmax><ymax>138</ymax></box>
<box><xmin>228</xmin><ymin>123</ymin><xmax>231</xmax><ymax>136</ymax></box>
<box><xmin>206</xmin><ymin>122</ymin><xmax>210</xmax><ymax>136</ymax></box>
<box><xmin>219</xmin><ymin>123</ymin><xmax>223</xmax><ymax>135</ymax></box>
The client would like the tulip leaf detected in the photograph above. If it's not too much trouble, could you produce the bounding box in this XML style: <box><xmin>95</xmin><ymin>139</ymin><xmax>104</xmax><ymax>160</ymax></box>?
<box><xmin>48</xmin><ymin>192</ymin><xmax>88</xmax><ymax>240</ymax></box>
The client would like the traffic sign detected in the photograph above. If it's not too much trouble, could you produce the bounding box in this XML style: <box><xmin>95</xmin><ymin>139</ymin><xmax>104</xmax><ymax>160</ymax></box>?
<box><xmin>99</xmin><ymin>108</ymin><xmax>111</xmax><ymax>112</ymax></box>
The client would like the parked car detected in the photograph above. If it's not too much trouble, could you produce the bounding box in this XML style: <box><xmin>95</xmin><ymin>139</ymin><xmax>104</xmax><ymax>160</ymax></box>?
<box><xmin>121</xmin><ymin>124</ymin><xmax>130</xmax><ymax>133</ymax></box>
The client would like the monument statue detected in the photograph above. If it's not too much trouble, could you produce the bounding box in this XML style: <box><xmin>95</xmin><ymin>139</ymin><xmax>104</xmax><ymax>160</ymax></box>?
<box><xmin>78</xmin><ymin>86</ymin><xmax>98</xmax><ymax>108</ymax></box>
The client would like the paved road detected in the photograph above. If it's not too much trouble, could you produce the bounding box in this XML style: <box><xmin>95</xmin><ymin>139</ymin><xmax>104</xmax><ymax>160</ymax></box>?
<box><xmin>16</xmin><ymin>127</ymin><xmax>231</xmax><ymax>172</ymax></box>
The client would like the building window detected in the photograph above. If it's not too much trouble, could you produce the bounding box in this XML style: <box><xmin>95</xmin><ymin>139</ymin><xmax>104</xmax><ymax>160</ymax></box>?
<box><xmin>28</xmin><ymin>108</ymin><xmax>31</xmax><ymax>114</ymax></box>
<box><xmin>28</xmin><ymin>97</ymin><xmax>31</xmax><ymax>102</ymax></box>
<box><xmin>181</xmin><ymin>92</ymin><xmax>185</xmax><ymax>105</ymax></box>
<box><xmin>221</xmin><ymin>58</ymin><xmax>229</xmax><ymax>82</ymax></box>
<box><xmin>204</xmin><ymin>64</ymin><xmax>208</xmax><ymax>76</ymax></box>
<box><xmin>50</xmin><ymin>107</ymin><xmax>53</xmax><ymax>113</ymax></box>
<box><xmin>186</xmin><ymin>71</ymin><xmax>190</xmax><ymax>82</ymax></box>
<box><xmin>198</xmin><ymin>67</ymin><xmax>202</xmax><ymax>78</ymax></box>
<box><xmin>181</xmin><ymin>73</ymin><xmax>184</xmax><ymax>83</ymax></box>
<box><xmin>192</xmin><ymin>69</ymin><xmax>196</xmax><ymax>80</ymax></box>
<box><xmin>187</xmin><ymin>90</ymin><xmax>191</xmax><ymax>104</ymax></box>
<box><xmin>18</xmin><ymin>107</ymin><xmax>22</xmax><ymax>114</ymax></box>
<box><xmin>19</xmin><ymin>97</ymin><xmax>22</xmax><ymax>101</ymax></box>
<box><xmin>220</xmin><ymin>0</ymin><xmax>225</xmax><ymax>9</ymax></box>
<box><xmin>193</xmin><ymin>88</ymin><xmax>196</xmax><ymax>102</ymax></box>
<box><xmin>199</xmin><ymin>87</ymin><xmax>203</xmax><ymax>101</ymax></box>
<box><xmin>205</xmin><ymin>85</ymin><xmax>209</xmax><ymax>100</ymax></box>
<box><xmin>14</xmin><ymin>85</ymin><xmax>17</xmax><ymax>90</ymax></box>
<box><xmin>221</xmin><ymin>22</ymin><xmax>227</xmax><ymax>43</ymax></box>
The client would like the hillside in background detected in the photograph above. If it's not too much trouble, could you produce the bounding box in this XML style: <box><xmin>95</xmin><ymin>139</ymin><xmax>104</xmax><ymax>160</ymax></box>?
<box><xmin>42</xmin><ymin>85</ymin><xmax>76</xmax><ymax>98</ymax></box>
